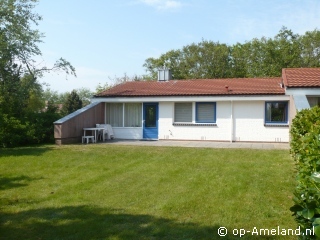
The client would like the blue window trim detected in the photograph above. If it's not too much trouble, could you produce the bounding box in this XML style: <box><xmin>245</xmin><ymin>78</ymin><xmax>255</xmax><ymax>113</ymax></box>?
<box><xmin>264</xmin><ymin>101</ymin><xmax>288</xmax><ymax>124</ymax></box>
<box><xmin>196</xmin><ymin>102</ymin><xmax>217</xmax><ymax>123</ymax></box>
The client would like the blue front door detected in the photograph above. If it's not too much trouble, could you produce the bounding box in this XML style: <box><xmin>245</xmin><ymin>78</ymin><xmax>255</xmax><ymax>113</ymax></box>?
<box><xmin>143</xmin><ymin>103</ymin><xmax>159</xmax><ymax>139</ymax></box>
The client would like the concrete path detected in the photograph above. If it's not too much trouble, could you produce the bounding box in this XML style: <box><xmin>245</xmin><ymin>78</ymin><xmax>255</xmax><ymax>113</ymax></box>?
<box><xmin>104</xmin><ymin>139</ymin><xmax>290</xmax><ymax>150</ymax></box>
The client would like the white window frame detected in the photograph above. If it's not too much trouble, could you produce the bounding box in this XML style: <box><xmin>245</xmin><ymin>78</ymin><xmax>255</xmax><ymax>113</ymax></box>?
<box><xmin>106</xmin><ymin>103</ymin><xmax>142</xmax><ymax>127</ymax></box>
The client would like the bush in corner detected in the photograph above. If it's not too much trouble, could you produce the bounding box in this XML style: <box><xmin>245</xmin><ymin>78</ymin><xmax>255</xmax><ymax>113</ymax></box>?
<box><xmin>290</xmin><ymin>106</ymin><xmax>320</xmax><ymax>239</ymax></box>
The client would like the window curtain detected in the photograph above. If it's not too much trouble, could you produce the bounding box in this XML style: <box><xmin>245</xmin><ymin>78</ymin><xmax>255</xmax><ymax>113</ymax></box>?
<box><xmin>266</xmin><ymin>103</ymin><xmax>272</xmax><ymax>122</ymax></box>
<box><xmin>125</xmin><ymin>103</ymin><xmax>142</xmax><ymax>127</ymax></box>
<box><xmin>106</xmin><ymin>103</ymin><xmax>123</xmax><ymax>127</ymax></box>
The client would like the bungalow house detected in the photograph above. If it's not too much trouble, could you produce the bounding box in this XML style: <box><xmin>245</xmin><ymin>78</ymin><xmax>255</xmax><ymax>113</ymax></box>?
<box><xmin>54</xmin><ymin>68</ymin><xmax>320</xmax><ymax>144</ymax></box>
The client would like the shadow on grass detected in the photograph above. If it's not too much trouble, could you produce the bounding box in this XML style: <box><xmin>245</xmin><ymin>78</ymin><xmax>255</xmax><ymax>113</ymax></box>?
<box><xmin>0</xmin><ymin>145</ymin><xmax>54</xmax><ymax>157</ymax></box>
<box><xmin>0</xmin><ymin>175</ymin><xmax>43</xmax><ymax>191</ymax></box>
<box><xmin>0</xmin><ymin>205</ymin><xmax>276</xmax><ymax>240</ymax></box>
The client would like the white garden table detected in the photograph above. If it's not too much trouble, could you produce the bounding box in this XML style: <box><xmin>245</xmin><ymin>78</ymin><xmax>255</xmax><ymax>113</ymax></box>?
<box><xmin>83</xmin><ymin>127</ymin><xmax>105</xmax><ymax>143</ymax></box>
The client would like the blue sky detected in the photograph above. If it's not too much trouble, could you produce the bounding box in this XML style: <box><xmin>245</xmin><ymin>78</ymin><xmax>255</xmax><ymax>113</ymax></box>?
<box><xmin>35</xmin><ymin>0</ymin><xmax>320</xmax><ymax>93</ymax></box>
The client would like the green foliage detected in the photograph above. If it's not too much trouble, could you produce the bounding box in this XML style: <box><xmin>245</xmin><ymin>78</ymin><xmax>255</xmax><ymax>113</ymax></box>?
<box><xmin>144</xmin><ymin>27</ymin><xmax>320</xmax><ymax>80</ymax></box>
<box><xmin>144</xmin><ymin>41</ymin><xmax>230</xmax><ymax>79</ymax></box>
<box><xmin>0</xmin><ymin>111</ymin><xmax>62</xmax><ymax>148</ymax></box>
<box><xmin>75</xmin><ymin>88</ymin><xmax>93</xmax><ymax>106</ymax></box>
<box><xmin>43</xmin><ymin>88</ymin><xmax>68</xmax><ymax>105</ymax></box>
<box><xmin>61</xmin><ymin>90</ymin><xmax>82</xmax><ymax>116</ymax></box>
<box><xmin>0</xmin><ymin>114</ymin><xmax>28</xmax><ymax>148</ymax></box>
<box><xmin>95</xmin><ymin>82</ymin><xmax>110</xmax><ymax>94</ymax></box>
<box><xmin>300</xmin><ymin>29</ymin><xmax>320</xmax><ymax>68</ymax></box>
<box><xmin>0</xmin><ymin>0</ymin><xmax>76</xmax><ymax>147</ymax></box>
<box><xmin>27</xmin><ymin>111</ymin><xmax>62</xmax><ymax>143</ymax></box>
<box><xmin>44</xmin><ymin>88</ymin><xmax>93</xmax><ymax>107</ymax></box>
<box><xmin>290</xmin><ymin>106</ymin><xmax>320</xmax><ymax>239</ymax></box>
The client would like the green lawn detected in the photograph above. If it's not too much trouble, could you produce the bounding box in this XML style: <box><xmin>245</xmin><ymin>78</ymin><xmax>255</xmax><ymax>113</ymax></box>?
<box><xmin>0</xmin><ymin>144</ymin><xmax>296</xmax><ymax>239</ymax></box>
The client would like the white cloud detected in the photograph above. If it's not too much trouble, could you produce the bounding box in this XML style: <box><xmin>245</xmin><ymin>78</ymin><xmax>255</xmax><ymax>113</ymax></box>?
<box><xmin>139</xmin><ymin>0</ymin><xmax>183</xmax><ymax>10</ymax></box>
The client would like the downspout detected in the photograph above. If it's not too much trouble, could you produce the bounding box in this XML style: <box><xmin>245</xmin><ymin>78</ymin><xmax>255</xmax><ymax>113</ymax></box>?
<box><xmin>230</xmin><ymin>100</ymin><xmax>233</xmax><ymax>143</ymax></box>
<box><xmin>104</xmin><ymin>102</ymin><xmax>106</xmax><ymax>124</ymax></box>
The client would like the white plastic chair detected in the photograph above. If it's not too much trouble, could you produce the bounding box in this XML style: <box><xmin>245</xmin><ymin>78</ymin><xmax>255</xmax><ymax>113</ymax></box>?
<box><xmin>96</xmin><ymin>124</ymin><xmax>104</xmax><ymax>141</ymax></box>
<box><xmin>96</xmin><ymin>124</ymin><xmax>114</xmax><ymax>141</ymax></box>
<box><xmin>105</xmin><ymin>124</ymin><xmax>114</xmax><ymax>140</ymax></box>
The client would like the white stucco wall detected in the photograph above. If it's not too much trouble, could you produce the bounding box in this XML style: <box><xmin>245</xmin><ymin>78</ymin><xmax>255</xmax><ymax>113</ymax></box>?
<box><xmin>102</xmin><ymin>96</ymin><xmax>290</xmax><ymax>142</ymax></box>
<box><xmin>232</xmin><ymin>101</ymin><xmax>289</xmax><ymax>142</ymax></box>
<box><xmin>158</xmin><ymin>101</ymin><xmax>289</xmax><ymax>142</ymax></box>
<box><xmin>158</xmin><ymin>102</ymin><xmax>231</xmax><ymax>141</ymax></box>
<box><xmin>112</xmin><ymin>127</ymin><xmax>143</xmax><ymax>139</ymax></box>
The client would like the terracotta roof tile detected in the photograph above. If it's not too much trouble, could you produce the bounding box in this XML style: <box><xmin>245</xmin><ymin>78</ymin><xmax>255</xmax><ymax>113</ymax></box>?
<box><xmin>282</xmin><ymin>68</ymin><xmax>320</xmax><ymax>87</ymax></box>
<box><xmin>95</xmin><ymin>78</ymin><xmax>284</xmax><ymax>97</ymax></box>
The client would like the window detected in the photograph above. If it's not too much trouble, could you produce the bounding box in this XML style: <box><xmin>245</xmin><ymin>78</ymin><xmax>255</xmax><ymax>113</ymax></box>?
<box><xmin>265</xmin><ymin>102</ymin><xmax>288</xmax><ymax>123</ymax></box>
<box><xmin>106</xmin><ymin>103</ymin><xmax>123</xmax><ymax>127</ymax></box>
<box><xmin>307</xmin><ymin>97</ymin><xmax>320</xmax><ymax>107</ymax></box>
<box><xmin>145</xmin><ymin>104</ymin><xmax>157</xmax><ymax>127</ymax></box>
<box><xmin>124</xmin><ymin>103</ymin><xmax>142</xmax><ymax>127</ymax></box>
<box><xmin>196</xmin><ymin>103</ymin><xmax>216</xmax><ymax>123</ymax></box>
<box><xmin>174</xmin><ymin>103</ymin><xmax>192</xmax><ymax>122</ymax></box>
<box><xmin>174</xmin><ymin>102</ymin><xmax>217</xmax><ymax>124</ymax></box>
<box><xmin>106</xmin><ymin>103</ymin><xmax>142</xmax><ymax>127</ymax></box>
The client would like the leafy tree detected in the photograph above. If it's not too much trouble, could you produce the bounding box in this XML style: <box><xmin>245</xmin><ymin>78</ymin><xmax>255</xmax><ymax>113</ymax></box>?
<box><xmin>0</xmin><ymin>0</ymin><xmax>76</xmax><ymax>147</ymax></box>
<box><xmin>273</xmin><ymin>27</ymin><xmax>301</xmax><ymax>69</ymax></box>
<box><xmin>300</xmin><ymin>29</ymin><xmax>320</xmax><ymax>67</ymax></box>
<box><xmin>229</xmin><ymin>42</ymin><xmax>250</xmax><ymax>78</ymax></box>
<box><xmin>75</xmin><ymin>88</ymin><xmax>93</xmax><ymax>106</ymax></box>
<box><xmin>44</xmin><ymin>88</ymin><xmax>93</xmax><ymax>107</ymax></box>
<box><xmin>143</xmin><ymin>27</ymin><xmax>320</xmax><ymax>79</ymax></box>
<box><xmin>143</xmin><ymin>49</ymin><xmax>183</xmax><ymax>79</ymax></box>
<box><xmin>43</xmin><ymin>88</ymin><xmax>63</xmax><ymax>105</ymax></box>
<box><xmin>0</xmin><ymin>0</ymin><xmax>75</xmax><ymax>79</ymax></box>
<box><xmin>20</xmin><ymin>74</ymin><xmax>45</xmax><ymax>112</ymax></box>
<box><xmin>143</xmin><ymin>41</ymin><xmax>230</xmax><ymax>79</ymax></box>
<box><xmin>45</xmin><ymin>100</ymin><xmax>60</xmax><ymax>114</ymax></box>
<box><xmin>61</xmin><ymin>90</ymin><xmax>83</xmax><ymax>116</ymax></box>
<box><xmin>95</xmin><ymin>82</ymin><xmax>111</xmax><ymax>94</ymax></box>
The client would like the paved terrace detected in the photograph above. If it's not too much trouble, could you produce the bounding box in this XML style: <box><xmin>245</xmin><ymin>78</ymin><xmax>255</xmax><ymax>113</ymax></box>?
<box><xmin>101</xmin><ymin>140</ymin><xmax>290</xmax><ymax>150</ymax></box>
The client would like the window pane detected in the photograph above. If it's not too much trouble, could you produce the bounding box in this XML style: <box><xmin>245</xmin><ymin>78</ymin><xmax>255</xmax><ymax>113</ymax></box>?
<box><xmin>145</xmin><ymin>105</ymin><xmax>156</xmax><ymax>127</ymax></box>
<box><xmin>124</xmin><ymin>103</ymin><xmax>142</xmax><ymax>127</ymax></box>
<box><xmin>266</xmin><ymin>102</ymin><xmax>287</xmax><ymax>123</ymax></box>
<box><xmin>196</xmin><ymin>103</ymin><xmax>215</xmax><ymax>122</ymax></box>
<box><xmin>174</xmin><ymin>103</ymin><xmax>192</xmax><ymax>122</ymax></box>
<box><xmin>106</xmin><ymin>103</ymin><xmax>123</xmax><ymax>127</ymax></box>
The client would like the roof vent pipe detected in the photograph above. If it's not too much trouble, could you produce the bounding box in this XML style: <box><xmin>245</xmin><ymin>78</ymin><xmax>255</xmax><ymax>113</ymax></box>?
<box><xmin>158</xmin><ymin>68</ymin><xmax>172</xmax><ymax>81</ymax></box>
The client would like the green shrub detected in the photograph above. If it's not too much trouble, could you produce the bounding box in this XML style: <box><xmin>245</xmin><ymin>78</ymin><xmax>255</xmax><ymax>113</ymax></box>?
<box><xmin>290</xmin><ymin>106</ymin><xmax>320</xmax><ymax>239</ymax></box>
<box><xmin>0</xmin><ymin>114</ymin><xmax>29</xmax><ymax>147</ymax></box>
<box><xmin>0</xmin><ymin>111</ymin><xmax>61</xmax><ymax>148</ymax></box>
<box><xmin>27</xmin><ymin>111</ymin><xmax>62</xmax><ymax>143</ymax></box>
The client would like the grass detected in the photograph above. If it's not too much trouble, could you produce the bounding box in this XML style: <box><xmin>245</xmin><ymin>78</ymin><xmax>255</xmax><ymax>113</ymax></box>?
<box><xmin>0</xmin><ymin>144</ymin><xmax>296</xmax><ymax>239</ymax></box>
